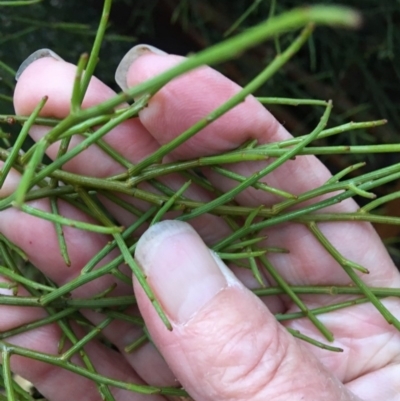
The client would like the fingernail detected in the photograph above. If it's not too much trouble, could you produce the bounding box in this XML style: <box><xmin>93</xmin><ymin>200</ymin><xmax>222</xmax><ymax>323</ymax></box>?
<box><xmin>135</xmin><ymin>221</ymin><xmax>239</xmax><ymax>324</ymax></box>
<box><xmin>16</xmin><ymin>48</ymin><xmax>63</xmax><ymax>81</ymax></box>
<box><xmin>115</xmin><ymin>44</ymin><xmax>167</xmax><ymax>92</ymax></box>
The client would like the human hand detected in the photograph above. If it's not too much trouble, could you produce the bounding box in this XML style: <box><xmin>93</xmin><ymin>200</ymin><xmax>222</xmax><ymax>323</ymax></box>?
<box><xmin>1</xmin><ymin>45</ymin><xmax>399</xmax><ymax>401</ymax></box>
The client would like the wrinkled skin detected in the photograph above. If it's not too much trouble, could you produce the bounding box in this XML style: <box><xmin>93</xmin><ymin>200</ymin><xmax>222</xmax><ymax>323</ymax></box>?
<box><xmin>0</xmin><ymin>49</ymin><xmax>399</xmax><ymax>401</ymax></box>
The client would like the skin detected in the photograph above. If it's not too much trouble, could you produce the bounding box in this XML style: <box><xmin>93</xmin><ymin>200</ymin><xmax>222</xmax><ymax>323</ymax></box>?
<box><xmin>0</xmin><ymin>49</ymin><xmax>399</xmax><ymax>401</ymax></box>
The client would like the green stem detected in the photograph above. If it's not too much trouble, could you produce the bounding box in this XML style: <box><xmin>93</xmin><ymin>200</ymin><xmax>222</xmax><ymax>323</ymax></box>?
<box><xmin>360</xmin><ymin>191</ymin><xmax>400</xmax><ymax>213</ymax></box>
<box><xmin>257</xmin><ymin>97</ymin><xmax>328</xmax><ymax>106</ymax></box>
<box><xmin>124</xmin><ymin>333</ymin><xmax>148</xmax><ymax>353</ymax></box>
<box><xmin>50</xmin><ymin>197</ymin><xmax>71</xmax><ymax>266</ymax></box>
<box><xmin>125</xmin><ymin>152</ymin><xmax>267</xmax><ymax>185</ymax></box>
<box><xmin>224</xmin><ymin>0</ymin><xmax>263</xmax><ymax>37</ymax></box>
<box><xmin>151</xmin><ymin>180</ymin><xmax>191</xmax><ymax>224</ymax></box>
<box><xmin>2</xmin><ymin>348</ymin><xmax>15</xmax><ymax>401</ymax></box>
<box><xmin>79</xmin><ymin>0</ymin><xmax>112</xmax><ymax>102</ymax></box>
<box><xmin>224</xmin><ymin>236</ymin><xmax>267</xmax><ymax>251</ymax></box>
<box><xmin>296</xmin><ymin>213</ymin><xmax>400</xmax><ymax>226</ymax></box>
<box><xmin>249</xmin><ymin>144</ymin><xmax>400</xmax><ymax>156</ymax></box>
<box><xmin>0</xmin><ymin>233</ymin><xmax>27</xmax><ymax>261</ymax></box>
<box><xmin>276</xmin><ymin>297</ymin><xmax>369</xmax><ymax>321</ymax></box>
<box><xmin>71</xmin><ymin>53</ymin><xmax>88</xmax><ymax>113</ymax></box>
<box><xmin>248</xmin><ymin>249</ymin><xmax>265</xmax><ymax>287</ymax></box>
<box><xmin>0</xmin><ymin>60</ymin><xmax>16</xmax><ymax>76</ymax></box>
<box><xmin>326</xmin><ymin>162</ymin><xmax>366</xmax><ymax>184</ymax></box>
<box><xmin>0</xmin><ymin>0</ymin><xmax>42</xmax><ymax>5</ymax></box>
<box><xmin>217</xmin><ymin>250</ymin><xmax>266</xmax><ymax>260</ymax></box>
<box><xmin>0</xmin><ymin>115</ymin><xmax>60</xmax><ymax>125</ymax></box>
<box><xmin>61</xmin><ymin>317</ymin><xmax>113</xmax><ymax>361</ymax></box>
<box><xmin>308</xmin><ymin>222</ymin><xmax>400</xmax><ymax>331</ymax></box>
<box><xmin>308</xmin><ymin>222</ymin><xmax>368</xmax><ymax>274</ymax></box>
<box><xmin>0</xmin><ymin>308</ymin><xmax>77</xmax><ymax>340</ymax></box>
<box><xmin>211</xmin><ymin>166</ymin><xmax>296</xmax><ymax>199</ymax></box>
<box><xmin>287</xmin><ymin>328</ymin><xmax>342</xmax><ymax>352</ymax></box>
<box><xmin>104</xmin><ymin>310</ymin><xmax>143</xmax><ymax>326</ymax></box>
<box><xmin>265</xmin><ymin>120</ymin><xmax>387</xmax><ymax>149</ymax></box>
<box><xmin>259</xmin><ymin>255</ymin><xmax>334</xmax><ymax>341</ymax></box>
<box><xmin>0</xmin><ymin>266</ymin><xmax>53</xmax><ymax>292</ymax></box>
<box><xmin>14</xmin><ymin>202</ymin><xmax>123</xmax><ymax>234</ymax></box>
<box><xmin>14</xmin><ymin>138</ymin><xmax>47</xmax><ymax>206</ymax></box>
<box><xmin>254</xmin><ymin>285</ymin><xmax>400</xmax><ymax>297</ymax></box>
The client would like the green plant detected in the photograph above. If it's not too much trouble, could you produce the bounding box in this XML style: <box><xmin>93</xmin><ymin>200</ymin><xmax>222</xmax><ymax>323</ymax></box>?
<box><xmin>0</xmin><ymin>1</ymin><xmax>399</xmax><ymax>399</ymax></box>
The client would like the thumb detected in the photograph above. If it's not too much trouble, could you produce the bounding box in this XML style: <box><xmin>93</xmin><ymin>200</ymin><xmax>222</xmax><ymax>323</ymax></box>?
<box><xmin>134</xmin><ymin>221</ymin><xmax>356</xmax><ymax>401</ymax></box>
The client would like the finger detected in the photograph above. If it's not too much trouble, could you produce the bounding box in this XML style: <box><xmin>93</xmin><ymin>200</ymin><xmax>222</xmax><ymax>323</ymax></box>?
<box><xmin>0</xmin><ymin>167</ymin><xmax>175</xmax><ymax>387</ymax></box>
<box><xmin>134</xmin><ymin>221</ymin><xmax>358</xmax><ymax>401</ymax></box>
<box><xmin>122</xmin><ymin>46</ymin><xmax>399</xmax><ymax>290</ymax></box>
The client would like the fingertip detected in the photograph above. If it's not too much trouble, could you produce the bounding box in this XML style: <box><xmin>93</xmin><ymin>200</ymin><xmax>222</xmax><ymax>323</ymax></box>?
<box><xmin>14</xmin><ymin>57</ymin><xmax>116</xmax><ymax>117</ymax></box>
<box><xmin>15</xmin><ymin>49</ymin><xmax>63</xmax><ymax>82</ymax></box>
<box><xmin>116</xmin><ymin>44</ymin><xmax>168</xmax><ymax>92</ymax></box>
<box><xmin>135</xmin><ymin>220</ymin><xmax>241</xmax><ymax>325</ymax></box>
<box><xmin>14</xmin><ymin>57</ymin><xmax>65</xmax><ymax>116</ymax></box>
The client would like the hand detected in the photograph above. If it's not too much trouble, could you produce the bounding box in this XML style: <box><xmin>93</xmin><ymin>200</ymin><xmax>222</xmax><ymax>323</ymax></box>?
<box><xmin>1</xmin><ymin>44</ymin><xmax>399</xmax><ymax>401</ymax></box>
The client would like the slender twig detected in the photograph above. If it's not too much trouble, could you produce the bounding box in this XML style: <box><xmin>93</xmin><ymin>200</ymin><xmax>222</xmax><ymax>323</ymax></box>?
<box><xmin>308</xmin><ymin>222</ymin><xmax>400</xmax><ymax>330</ymax></box>
<box><xmin>2</xmin><ymin>348</ymin><xmax>15</xmax><ymax>401</ymax></box>
<box><xmin>0</xmin><ymin>0</ymin><xmax>42</xmax><ymax>5</ymax></box>
<box><xmin>259</xmin><ymin>255</ymin><xmax>334</xmax><ymax>341</ymax></box>
<box><xmin>0</xmin><ymin>342</ymin><xmax>188</xmax><ymax>397</ymax></box>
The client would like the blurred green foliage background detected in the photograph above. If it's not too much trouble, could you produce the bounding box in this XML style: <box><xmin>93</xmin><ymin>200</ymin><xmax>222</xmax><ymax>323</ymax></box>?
<box><xmin>0</xmin><ymin>0</ymin><xmax>399</xmax><ymax>252</ymax></box>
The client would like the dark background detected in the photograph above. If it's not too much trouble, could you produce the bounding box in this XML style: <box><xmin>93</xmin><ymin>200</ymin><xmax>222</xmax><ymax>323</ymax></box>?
<box><xmin>0</xmin><ymin>0</ymin><xmax>399</xmax><ymax>259</ymax></box>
